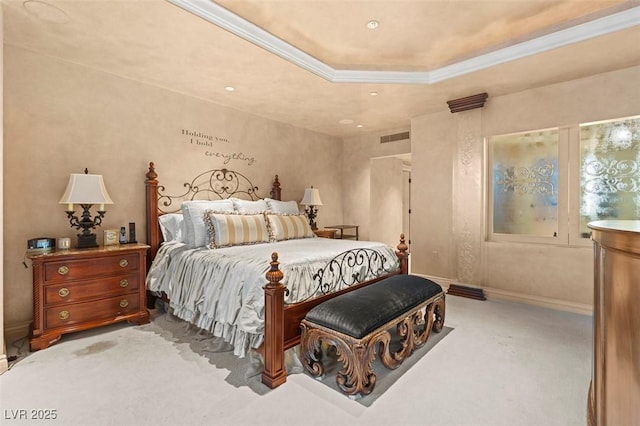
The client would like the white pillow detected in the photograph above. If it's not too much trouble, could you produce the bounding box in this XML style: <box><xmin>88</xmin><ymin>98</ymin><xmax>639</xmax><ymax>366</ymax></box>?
<box><xmin>181</xmin><ymin>200</ymin><xmax>235</xmax><ymax>248</ymax></box>
<box><xmin>205</xmin><ymin>211</ymin><xmax>270</xmax><ymax>248</ymax></box>
<box><xmin>266</xmin><ymin>213</ymin><xmax>315</xmax><ymax>241</ymax></box>
<box><xmin>231</xmin><ymin>198</ymin><xmax>269</xmax><ymax>214</ymax></box>
<box><xmin>265</xmin><ymin>198</ymin><xmax>300</xmax><ymax>214</ymax></box>
<box><xmin>158</xmin><ymin>213</ymin><xmax>185</xmax><ymax>243</ymax></box>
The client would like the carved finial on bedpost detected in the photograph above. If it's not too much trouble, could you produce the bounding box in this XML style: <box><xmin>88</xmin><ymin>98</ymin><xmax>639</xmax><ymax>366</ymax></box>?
<box><xmin>262</xmin><ymin>251</ymin><xmax>287</xmax><ymax>388</ymax></box>
<box><xmin>146</xmin><ymin>162</ymin><xmax>158</xmax><ymax>182</ymax></box>
<box><xmin>270</xmin><ymin>175</ymin><xmax>282</xmax><ymax>201</ymax></box>
<box><xmin>146</xmin><ymin>162</ymin><xmax>160</xmax><ymax>273</ymax></box>
<box><xmin>396</xmin><ymin>234</ymin><xmax>409</xmax><ymax>275</ymax></box>
<box><xmin>265</xmin><ymin>252</ymin><xmax>284</xmax><ymax>287</ymax></box>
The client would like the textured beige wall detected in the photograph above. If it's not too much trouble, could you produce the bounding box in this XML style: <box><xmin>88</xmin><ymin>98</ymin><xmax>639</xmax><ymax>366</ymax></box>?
<box><xmin>3</xmin><ymin>46</ymin><xmax>343</xmax><ymax>331</ymax></box>
<box><xmin>342</xmin><ymin>129</ymin><xmax>410</xmax><ymax>240</ymax></box>
<box><xmin>369</xmin><ymin>156</ymin><xmax>404</xmax><ymax>247</ymax></box>
<box><xmin>410</xmin><ymin>111</ymin><xmax>456</xmax><ymax>279</ymax></box>
<box><xmin>0</xmin><ymin>5</ymin><xmax>8</xmax><ymax>374</ymax></box>
<box><xmin>411</xmin><ymin>65</ymin><xmax>640</xmax><ymax>310</ymax></box>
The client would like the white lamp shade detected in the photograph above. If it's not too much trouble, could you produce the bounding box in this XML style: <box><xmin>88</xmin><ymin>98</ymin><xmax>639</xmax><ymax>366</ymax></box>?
<box><xmin>59</xmin><ymin>173</ymin><xmax>114</xmax><ymax>205</ymax></box>
<box><xmin>300</xmin><ymin>187</ymin><xmax>323</xmax><ymax>206</ymax></box>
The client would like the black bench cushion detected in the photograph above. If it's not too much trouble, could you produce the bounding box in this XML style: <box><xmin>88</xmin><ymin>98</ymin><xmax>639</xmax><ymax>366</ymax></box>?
<box><xmin>305</xmin><ymin>275</ymin><xmax>442</xmax><ymax>339</ymax></box>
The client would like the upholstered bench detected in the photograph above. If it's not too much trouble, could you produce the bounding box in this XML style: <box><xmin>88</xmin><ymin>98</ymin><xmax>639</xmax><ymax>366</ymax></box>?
<box><xmin>300</xmin><ymin>274</ymin><xmax>445</xmax><ymax>396</ymax></box>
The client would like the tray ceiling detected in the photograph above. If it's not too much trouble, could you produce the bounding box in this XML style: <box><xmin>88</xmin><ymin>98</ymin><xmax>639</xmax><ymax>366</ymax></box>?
<box><xmin>4</xmin><ymin>0</ymin><xmax>640</xmax><ymax>138</ymax></box>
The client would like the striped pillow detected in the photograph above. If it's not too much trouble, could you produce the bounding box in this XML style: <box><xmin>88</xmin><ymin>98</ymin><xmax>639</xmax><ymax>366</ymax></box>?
<box><xmin>205</xmin><ymin>211</ymin><xmax>270</xmax><ymax>248</ymax></box>
<box><xmin>266</xmin><ymin>213</ymin><xmax>315</xmax><ymax>241</ymax></box>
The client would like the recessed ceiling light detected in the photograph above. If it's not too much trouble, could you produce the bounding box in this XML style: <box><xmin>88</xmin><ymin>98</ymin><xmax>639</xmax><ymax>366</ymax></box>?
<box><xmin>357</xmin><ymin>124</ymin><xmax>364</xmax><ymax>128</ymax></box>
<box><xmin>339</xmin><ymin>119</ymin><xmax>354</xmax><ymax>125</ymax></box>
<box><xmin>225</xmin><ymin>86</ymin><xmax>235</xmax><ymax>92</ymax></box>
<box><xmin>369</xmin><ymin>91</ymin><xmax>378</xmax><ymax>96</ymax></box>
<box><xmin>366</xmin><ymin>20</ymin><xmax>379</xmax><ymax>30</ymax></box>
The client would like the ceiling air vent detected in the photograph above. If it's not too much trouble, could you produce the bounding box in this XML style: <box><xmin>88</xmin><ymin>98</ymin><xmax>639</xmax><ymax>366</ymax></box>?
<box><xmin>380</xmin><ymin>131</ymin><xmax>410</xmax><ymax>143</ymax></box>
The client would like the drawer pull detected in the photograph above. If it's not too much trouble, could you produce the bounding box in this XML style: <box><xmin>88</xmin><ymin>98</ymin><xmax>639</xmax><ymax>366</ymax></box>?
<box><xmin>58</xmin><ymin>266</ymin><xmax>69</xmax><ymax>275</ymax></box>
<box><xmin>119</xmin><ymin>259</ymin><xmax>129</xmax><ymax>268</ymax></box>
<box><xmin>119</xmin><ymin>299</ymin><xmax>129</xmax><ymax>308</ymax></box>
<box><xmin>119</xmin><ymin>279</ymin><xmax>129</xmax><ymax>288</ymax></box>
<box><xmin>58</xmin><ymin>287</ymin><xmax>70</xmax><ymax>298</ymax></box>
<box><xmin>59</xmin><ymin>310</ymin><xmax>70</xmax><ymax>320</ymax></box>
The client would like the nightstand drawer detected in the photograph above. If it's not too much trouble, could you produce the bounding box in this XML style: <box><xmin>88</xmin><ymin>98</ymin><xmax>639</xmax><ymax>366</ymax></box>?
<box><xmin>44</xmin><ymin>274</ymin><xmax>139</xmax><ymax>305</ymax></box>
<box><xmin>45</xmin><ymin>293</ymin><xmax>140</xmax><ymax>329</ymax></box>
<box><xmin>43</xmin><ymin>253</ymin><xmax>139</xmax><ymax>283</ymax></box>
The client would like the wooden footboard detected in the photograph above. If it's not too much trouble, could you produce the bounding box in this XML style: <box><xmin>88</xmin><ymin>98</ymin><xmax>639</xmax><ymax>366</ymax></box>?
<box><xmin>261</xmin><ymin>236</ymin><xmax>409</xmax><ymax>389</ymax></box>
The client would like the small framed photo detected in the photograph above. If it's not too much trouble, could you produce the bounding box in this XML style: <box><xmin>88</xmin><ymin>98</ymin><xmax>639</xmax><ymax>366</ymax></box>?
<box><xmin>103</xmin><ymin>229</ymin><xmax>119</xmax><ymax>246</ymax></box>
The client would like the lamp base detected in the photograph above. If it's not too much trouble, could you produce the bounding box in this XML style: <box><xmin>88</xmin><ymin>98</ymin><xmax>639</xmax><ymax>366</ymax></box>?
<box><xmin>76</xmin><ymin>233</ymin><xmax>98</xmax><ymax>249</ymax></box>
<box><xmin>305</xmin><ymin>206</ymin><xmax>319</xmax><ymax>231</ymax></box>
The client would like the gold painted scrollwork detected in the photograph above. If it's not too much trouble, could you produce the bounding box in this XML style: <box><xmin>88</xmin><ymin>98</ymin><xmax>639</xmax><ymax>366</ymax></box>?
<box><xmin>299</xmin><ymin>292</ymin><xmax>447</xmax><ymax>398</ymax></box>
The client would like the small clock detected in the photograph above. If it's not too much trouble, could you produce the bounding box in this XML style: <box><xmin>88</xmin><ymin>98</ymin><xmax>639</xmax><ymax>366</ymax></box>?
<box><xmin>103</xmin><ymin>229</ymin><xmax>119</xmax><ymax>246</ymax></box>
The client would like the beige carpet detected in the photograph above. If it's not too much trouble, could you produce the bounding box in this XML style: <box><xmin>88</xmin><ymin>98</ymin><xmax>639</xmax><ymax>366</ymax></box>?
<box><xmin>133</xmin><ymin>308</ymin><xmax>452</xmax><ymax>404</ymax></box>
<box><xmin>1</xmin><ymin>296</ymin><xmax>592</xmax><ymax>426</ymax></box>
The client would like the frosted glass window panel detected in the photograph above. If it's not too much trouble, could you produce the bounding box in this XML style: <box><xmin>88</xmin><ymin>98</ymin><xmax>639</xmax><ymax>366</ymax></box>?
<box><xmin>492</xmin><ymin>130</ymin><xmax>559</xmax><ymax>236</ymax></box>
<box><xmin>579</xmin><ymin>117</ymin><xmax>640</xmax><ymax>236</ymax></box>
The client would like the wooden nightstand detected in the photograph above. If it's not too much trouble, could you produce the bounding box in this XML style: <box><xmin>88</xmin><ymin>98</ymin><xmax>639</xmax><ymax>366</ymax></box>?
<box><xmin>28</xmin><ymin>244</ymin><xmax>151</xmax><ymax>351</ymax></box>
<box><xmin>314</xmin><ymin>229</ymin><xmax>337</xmax><ymax>238</ymax></box>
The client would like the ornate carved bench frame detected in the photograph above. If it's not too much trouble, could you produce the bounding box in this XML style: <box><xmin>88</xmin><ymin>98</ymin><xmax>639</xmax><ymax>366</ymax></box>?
<box><xmin>300</xmin><ymin>292</ymin><xmax>445</xmax><ymax>396</ymax></box>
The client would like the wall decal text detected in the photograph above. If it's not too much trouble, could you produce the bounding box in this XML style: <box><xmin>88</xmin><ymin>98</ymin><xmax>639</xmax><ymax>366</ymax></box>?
<box><xmin>181</xmin><ymin>128</ymin><xmax>257</xmax><ymax>166</ymax></box>
<box><xmin>182</xmin><ymin>129</ymin><xmax>230</xmax><ymax>145</ymax></box>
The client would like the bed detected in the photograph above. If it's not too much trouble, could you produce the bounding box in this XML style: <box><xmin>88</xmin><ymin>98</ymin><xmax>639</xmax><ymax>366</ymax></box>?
<box><xmin>144</xmin><ymin>162</ymin><xmax>409</xmax><ymax>388</ymax></box>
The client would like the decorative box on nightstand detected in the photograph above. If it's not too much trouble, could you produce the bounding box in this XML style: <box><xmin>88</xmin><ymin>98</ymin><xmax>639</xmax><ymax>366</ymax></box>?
<box><xmin>314</xmin><ymin>229</ymin><xmax>337</xmax><ymax>238</ymax></box>
<box><xmin>28</xmin><ymin>244</ymin><xmax>151</xmax><ymax>351</ymax></box>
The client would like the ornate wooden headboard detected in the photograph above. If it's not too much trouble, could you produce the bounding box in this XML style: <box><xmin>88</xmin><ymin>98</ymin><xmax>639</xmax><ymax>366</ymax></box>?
<box><xmin>144</xmin><ymin>161</ymin><xmax>282</xmax><ymax>267</ymax></box>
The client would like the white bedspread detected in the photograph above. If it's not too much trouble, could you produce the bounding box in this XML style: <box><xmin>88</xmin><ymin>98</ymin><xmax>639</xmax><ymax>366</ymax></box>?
<box><xmin>146</xmin><ymin>238</ymin><xmax>398</xmax><ymax>357</ymax></box>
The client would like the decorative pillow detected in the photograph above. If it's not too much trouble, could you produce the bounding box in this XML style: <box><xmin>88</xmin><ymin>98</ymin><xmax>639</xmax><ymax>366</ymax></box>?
<box><xmin>205</xmin><ymin>211</ymin><xmax>270</xmax><ymax>248</ymax></box>
<box><xmin>158</xmin><ymin>213</ymin><xmax>185</xmax><ymax>243</ymax></box>
<box><xmin>231</xmin><ymin>198</ymin><xmax>269</xmax><ymax>214</ymax></box>
<box><xmin>266</xmin><ymin>213</ymin><xmax>315</xmax><ymax>241</ymax></box>
<box><xmin>181</xmin><ymin>200</ymin><xmax>235</xmax><ymax>248</ymax></box>
<box><xmin>265</xmin><ymin>198</ymin><xmax>300</xmax><ymax>214</ymax></box>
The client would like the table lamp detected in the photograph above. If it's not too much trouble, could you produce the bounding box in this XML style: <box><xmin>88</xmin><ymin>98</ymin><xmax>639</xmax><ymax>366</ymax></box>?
<box><xmin>59</xmin><ymin>169</ymin><xmax>114</xmax><ymax>248</ymax></box>
<box><xmin>301</xmin><ymin>186</ymin><xmax>323</xmax><ymax>230</ymax></box>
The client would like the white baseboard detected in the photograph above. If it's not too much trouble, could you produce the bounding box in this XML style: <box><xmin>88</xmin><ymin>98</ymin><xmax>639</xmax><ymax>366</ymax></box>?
<box><xmin>411</xmin><ymin>273</ymin><xmax>592</xmax><ymax>316</ymax></box>
<box><xmin>0</xmin><ymin>354</ymin><xmax>8</xmax><ymax>375</ymax></box>
<box><xmin>412</xmin><ymin>274</ymin><xmax>456</xmax><ymax>291</ymax></box>
<box><xmin>482</xmin><ymin>286</ymin><xmax>593</xmax><ymax>316</ymax></box>
<box><xmin>0</xmin><ymin>340</ymin><xmax>7</xmax><ymax>375</ymax></box>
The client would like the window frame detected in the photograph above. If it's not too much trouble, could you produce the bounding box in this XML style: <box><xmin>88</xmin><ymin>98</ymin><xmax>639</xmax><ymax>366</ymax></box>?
<box><xmin>486</xmin><ymin>126</ymin><xmax>581</xmax><ymax>247</ymax></box>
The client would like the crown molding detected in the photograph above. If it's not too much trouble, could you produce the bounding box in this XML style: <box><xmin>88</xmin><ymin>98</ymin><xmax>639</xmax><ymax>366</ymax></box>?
<box><xmin>169</xmin><ymin>0</ymin><xmax>640</xmax><ymax>85</ymax></box>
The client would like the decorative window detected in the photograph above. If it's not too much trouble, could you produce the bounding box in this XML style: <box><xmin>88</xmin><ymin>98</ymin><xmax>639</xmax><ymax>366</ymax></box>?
<box><xmin>579</xmin><ymin>117</ymin><xmax>640</xmax><ymax>237</ymax></box>
<box><xmin>488</xmin><ymin>115</ymin><xmax>639</xmax><ymax>245</ymax></box>
<box><xmin>491</xmin><ymin>129</ymin><xmax>559</xmax><ymax>238</ymax></box>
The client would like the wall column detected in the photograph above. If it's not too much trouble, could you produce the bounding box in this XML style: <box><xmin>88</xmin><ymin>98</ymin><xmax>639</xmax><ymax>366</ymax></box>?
<box><xmin>449</xmin><ymin>94</ymin><xmax>487</xmax><ymax>289</ymax></box>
